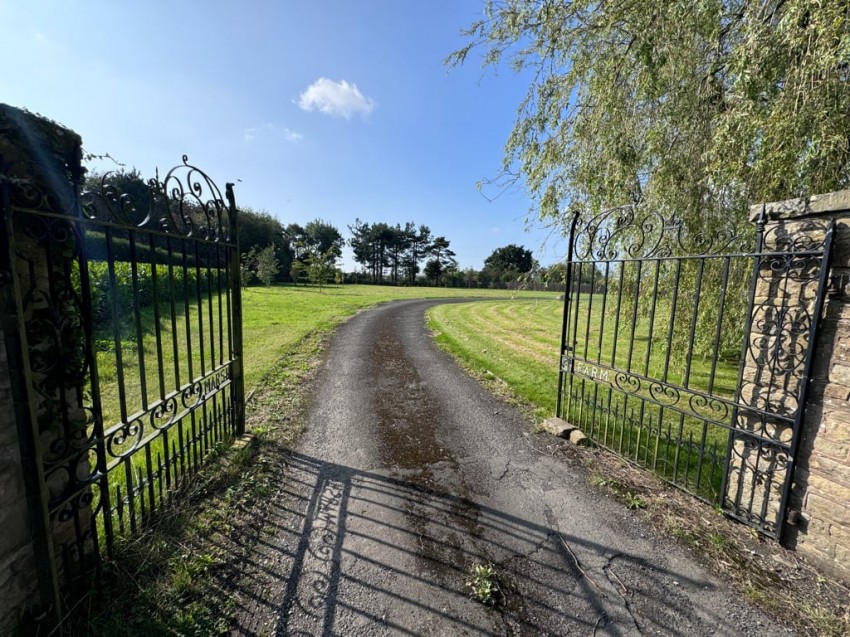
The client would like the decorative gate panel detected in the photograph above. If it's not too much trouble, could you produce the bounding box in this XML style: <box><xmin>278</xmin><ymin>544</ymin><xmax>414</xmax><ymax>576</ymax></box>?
<box><xmin>0</xmin><ymin>139</ymin><xmax>244</xmax><ymax>614</ymax></box>
<box><xmin>556</xmin><ymin>204</ymin><xmax>832</xmax><ymax>538</ymax></box>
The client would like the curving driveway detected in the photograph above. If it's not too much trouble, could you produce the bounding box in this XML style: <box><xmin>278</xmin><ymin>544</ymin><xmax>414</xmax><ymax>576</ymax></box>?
<box><xmin>233</xmin><ymin>299</ymin><xmax>790</xmax><ymax>636</ymax></box>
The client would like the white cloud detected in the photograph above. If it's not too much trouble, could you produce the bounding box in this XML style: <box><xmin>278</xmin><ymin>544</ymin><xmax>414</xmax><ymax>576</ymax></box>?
<box><xmin>244</xmin><ymin>123</ymin><xmax>302</xmax><ymax>142</ymax></box>
<box><xmin>297</xmin><ymin>78</ymin><xmax>375</xmax><ymax>119</ymax></box>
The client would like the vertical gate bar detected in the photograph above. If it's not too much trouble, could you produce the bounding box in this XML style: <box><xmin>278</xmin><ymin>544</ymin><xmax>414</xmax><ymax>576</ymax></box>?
<box><xmin>167</xmin><ymin>236</ymin><xmax>181</xmax><ymax>389</ymax></box>
<box><xmin>105</xmin><ymin>228</ymin><xmax>129</xmax><ymax>425</ymax></box>
<box><xmin>194</xmin><ymin>240</ymin><xmax>206</xmax><ymax>377</ymax></box>
<box><xmin>224</xmin><ymin>244</ymin><xmax>234</xmax><ymax>363</ymax></box>
<box><xmin>148</xmin><ymin>233</ymin><xmax>166</xmax><ymax>401</ymax></box>
<box><xmin>181</xmin><ymin>238</ymin><xmax>195</xmax><ymax>383</ymax></box>
<box><xmin>694</xmin><ymin>418</ymin><xmax>710</xmax><ymax>494</ymax></box>
<box><xmin>556</xmin><ymin>210</ymin><xmax>580</xmax><ymax>418</ymax></box>
<box><xmin>226</xmin><ymin>183</ymin><xmax>245</xmax><ymax>436</ymax></box>
<box><xmin>778</xmin><ymin>218</ymin><xmax>836</xmax><ymax>540</ymax></box>
<box><xmin>74</xmin><ymin>216</ymin><xmax>112</xmax><ymax>559</ymax></box>
<box><xmin>0</xmin><ymin>176</ymin><xmax>63</xmax><ymax>625</ymax></box>
<box><xmin>662</xmin><ymin>259</ymin><xmax>682</xmax><ymax>383</ymax></box>
<box><xmin>596</xmin><ymin>261</ymin><xmax>610</xmax><ymax>363</ymax></box>
<box><xmin>611</xmin><ymin>261</ymin><xmax>625</xmax><ymax>367</ymax></box>
<box><xmin>707</xmin><ymin>257</ymin><xmax>731</xmax><ymax>395</ymax></box>
<box><xmin>216</xmin><ymin>245</ymin><xmax>225</xmax><ymax>368</ymax></box>
<box><xmin>682</xmin><ymin>258</ymin><xmax>705</xmax><ymax>388</ymax></box>
<box><xmin>206</xmin><ymin>240</ymin><xmax>216</xmax><ymax>372</ymax></box>
<box><xmin>643</xmin><ymin>259</ymin><xmax>662</xmax><ymax>375</ymax></box>
<box><xmin>145</xmin><ymin>443</ymin><xmax>155</xmax><ymax>516</ymax></box>
<box><xmin>722</xmin><ymin>206</ymin><xmax>767</xmax><ymax>510</ymax></box>
<box><xmin>124</xmin><ymin>456</ymin><xmax>137</xmax><ymax>533</ymax></box>
<box><xmin>626</xmin><ymin>260</ymin><xmax>643</xmax><ymax>373</ymax></box>
<box><xmin>573</xmin><ymin>263</ymin><xmax>586</xmax><ymax>426</ymax></box>
<box><xmin>583</xmin><ymin>263</ymin><xmax>595</xmax><ymax>360</ymax></box>
<box><xmin>128</xmin><ymin>232</ymin><xmax>148</xmax><ymax>411</ymax></box>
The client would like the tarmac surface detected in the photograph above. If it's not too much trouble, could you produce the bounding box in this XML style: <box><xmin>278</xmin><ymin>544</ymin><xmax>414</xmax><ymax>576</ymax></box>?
<box><xmin>234</xmin><ymin>299</ymin><xmax>792</xmax><ymax>636</ymax></box>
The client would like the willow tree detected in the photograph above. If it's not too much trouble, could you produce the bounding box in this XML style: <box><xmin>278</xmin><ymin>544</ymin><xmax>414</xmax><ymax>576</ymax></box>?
<box><xmin>447</xmin><ymin>0</ymin><xmax>850</xmax><ymax>227</ymax></box>
<box><xmin>449</xmin><ymin>1</ymin><xmax>850</xmax><ymax>364</ymax></box>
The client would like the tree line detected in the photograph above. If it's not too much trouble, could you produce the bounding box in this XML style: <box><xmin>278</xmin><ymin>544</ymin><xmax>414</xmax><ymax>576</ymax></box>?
<box><xmin>82</xmin><ymin>169</ymin><xmax>579</xmax><ymax>290</ymax></box>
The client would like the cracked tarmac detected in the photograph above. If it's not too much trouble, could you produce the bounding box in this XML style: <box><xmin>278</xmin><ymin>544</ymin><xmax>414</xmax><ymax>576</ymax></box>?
<box><xmin>232</xmin><ymin>299</ymin><xmax>793</xmax><ymax>636</ymax></box>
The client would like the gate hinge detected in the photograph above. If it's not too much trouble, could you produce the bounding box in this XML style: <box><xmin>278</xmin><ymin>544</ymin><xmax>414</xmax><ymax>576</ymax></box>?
<box><xmin>828</xmin><ymin>273</ymin><xmax>847</xmax><ymax>299</ymax></box>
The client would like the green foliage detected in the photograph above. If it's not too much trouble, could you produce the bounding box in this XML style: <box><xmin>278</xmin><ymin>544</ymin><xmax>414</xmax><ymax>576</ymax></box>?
<box><xmin>349</xmin><ymin>220</ymin><xmax>437</xmax><ymax>285</ymax></box>
<box><xmin>304</xmin><ymin>246</ymin><xmax>338</xmax><ymax>291</ymax></box>
<box><xmin>87</xmin><ymin>261</ymin><xmax>200</xmax><ymax>327</ymax></box>
<box><xmin>239</xmin><ymin>255</ymin><xmax>255</xmax><ymax>288</ymax></box>
<box><xmin>448</xmin><ymin>0</ymin><xmax>850</xmax><ymax>226</ymax></box>
<box><xmin>466</xmin><ymin>563</ymin><xmax>501</xmax><ymax>606</ymax></box>
<box><xmin>484</xmin><ymin>244</ymin><xmax>534</xmax><ymax>280</ymax></box>
<box><xmin>255</xmin><ymin>245</ymin><xmax>280</xmax><ymax>286</ymax></box>
<box><xmin>239</xmin><ymin>208</ymin><xmax>291</xmax><ymax>281</ymax></box>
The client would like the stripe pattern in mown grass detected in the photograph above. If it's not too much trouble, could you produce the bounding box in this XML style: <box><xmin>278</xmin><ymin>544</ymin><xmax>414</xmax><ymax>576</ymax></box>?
<box><xmin>428</xmin><ymin>299</ymin><xmax>563</xmax><ymax>420</ymax></box>
<box><xmin>428</xmin><ymin>295</ymin><xmax>738</xmax><ymax>506</ymax></box>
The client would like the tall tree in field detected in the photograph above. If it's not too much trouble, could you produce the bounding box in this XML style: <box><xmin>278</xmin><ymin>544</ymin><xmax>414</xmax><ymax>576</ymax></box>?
<box><xmin>447</xmin><ymin>1</ymin><xmax>850</xmax><ymax>228</ymax></box>
<box><xmin>404</xmin><ymin>224</ymin><xmax>432</xmax><ymax>285</ymax></box>
<box><xmin>304</xmin><ymin>219</ymin><xmax>344</xmax><ymax>263</ymax></box>
<box><xmin>428</xmin><ymin>236</ymin><xmax>457</xmax><ymax>286</ymax></box>
<box><xmin>484</xmin><ymin>244</ymin><xmax>534</xmax><ymax>280</ymax></box>
<box><xmin>255</xmin><ymin>245</ymin><xmax>280</xmax><ymax>286</ymax></box>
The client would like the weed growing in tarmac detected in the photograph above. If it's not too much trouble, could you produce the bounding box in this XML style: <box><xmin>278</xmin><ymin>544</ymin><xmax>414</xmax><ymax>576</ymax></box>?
<box><xmin>466</xmin><ymin>563</ymin><xmax>502</xmax><ymax>606</ymax></box>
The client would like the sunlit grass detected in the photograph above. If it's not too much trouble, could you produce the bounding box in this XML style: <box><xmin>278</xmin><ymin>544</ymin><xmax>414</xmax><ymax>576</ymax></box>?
<box><xmin>428</xmin><ymin>298</ymin><xmax>741</xmax><ymax>502</ymax></box>
<box><xmin>93</xmin><ymin>283</ymin><xmax>556</xmax><ymax>535</ymax></box>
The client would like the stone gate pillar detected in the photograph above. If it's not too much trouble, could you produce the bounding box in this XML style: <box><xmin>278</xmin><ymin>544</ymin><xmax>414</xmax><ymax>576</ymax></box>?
<box><xmin>733</xmin><ymin>191</ymin><xmax>850</xmax><ymax>582</ymax></box>
<box><xmin>0</xmin><ymin>104</ymin><xmax>90</xmax><ymax>628</ymax></box>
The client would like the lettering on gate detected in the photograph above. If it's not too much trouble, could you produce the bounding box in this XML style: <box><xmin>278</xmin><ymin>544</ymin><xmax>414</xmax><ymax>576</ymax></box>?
<box><xmin>574</xmin><ymin>361</ymin><xmax>610</xmax><ymax>383</ymax></box>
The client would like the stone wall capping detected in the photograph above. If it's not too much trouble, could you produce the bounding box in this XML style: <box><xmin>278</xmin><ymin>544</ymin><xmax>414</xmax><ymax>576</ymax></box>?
<box><xmin>750</xmin><ymin>190</ymin><xmax>850</xmax><ymax>222</ymax></box>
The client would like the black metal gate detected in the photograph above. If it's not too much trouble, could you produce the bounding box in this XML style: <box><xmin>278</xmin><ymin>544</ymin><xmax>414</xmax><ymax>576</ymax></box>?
<box><xmin>557</xmin><ymin>204</ymin><xmax>833</xmax><ymax>539</ymax></box>
<box><xmin>0</xmin><ymin>143</ymin><xmax>244</xmax><ymax>615</ymax></box>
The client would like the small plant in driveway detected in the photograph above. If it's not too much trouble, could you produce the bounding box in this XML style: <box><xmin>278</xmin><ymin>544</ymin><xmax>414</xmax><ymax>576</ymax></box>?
<box><xmin>466</xmin><ymin>563</ymin><xmax>501</xmax><ymax>606</ymax></box>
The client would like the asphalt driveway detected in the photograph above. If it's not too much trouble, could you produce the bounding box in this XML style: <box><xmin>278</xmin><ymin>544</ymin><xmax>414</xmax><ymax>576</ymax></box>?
<box><xmin>233</xmin><ymin>299</ymin><xmax>790</xmax><ymax>636</ymax></box>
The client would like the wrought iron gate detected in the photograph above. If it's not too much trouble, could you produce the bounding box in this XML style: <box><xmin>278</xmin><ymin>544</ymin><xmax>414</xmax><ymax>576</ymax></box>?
<box><xmin>0</xmin><ymin>140</ymin><xmax>244</xmax><ymax>616</ymax></box>
<box><xmin>556</xmin><ymin>204</ymin><xmax>833</xmax><ymax>539</ymax></box>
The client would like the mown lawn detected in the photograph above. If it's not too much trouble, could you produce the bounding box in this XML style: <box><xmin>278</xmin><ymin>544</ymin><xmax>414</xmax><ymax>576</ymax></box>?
<box><xmin>239</xmin><ymin>284</ymin><xmax>557</xmax><ymax>391</ymax></box>
<box><xmin>94</xmin><ymin>285</ymin><xmax>557</xmax><ymax>507</ymax></box>
<box><xmin>427</xmin><ymin>298</ymin><xmax>741</xmax><ymax>502</ymax></box>
<box><xmin>427</xmin><ymin>298</ymin><xmax>563</xmax><ymax>420</ymax></box>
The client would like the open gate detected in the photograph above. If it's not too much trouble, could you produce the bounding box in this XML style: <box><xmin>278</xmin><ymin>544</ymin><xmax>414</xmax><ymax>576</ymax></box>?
<box><xmin>556</xmin><ymin>204</ymin><xmax>833</xmax><ymax>539</ymax></box>
<box><xmin>0</xmin><ymin>109</ymin><xmax>244</xmax><ymax>621</ymax></box>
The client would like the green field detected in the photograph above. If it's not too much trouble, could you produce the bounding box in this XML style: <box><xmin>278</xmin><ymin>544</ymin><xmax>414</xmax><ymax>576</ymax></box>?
<box><xmin>93</xmin><ymin>284</ymin><xmax>557</xmax><ymax>530</ymax></box>
<box><xmin>428</xmin><ymin>298</ymin><xmax>740</xmax><ymax>502</ymax></box>
<box><xmin>238</xmin><ymin>284</ymin><xmax>556</xmax><ymax>391</ymax></box>
<box><xmin>97</xmin><ymin>284</ymin><xmax>556</xmax><ymax>424</ymax></box>
<box><xmin>96</xmin><ymin>282</ymin><xmax>740</xmax><ymax>534</ymax></box>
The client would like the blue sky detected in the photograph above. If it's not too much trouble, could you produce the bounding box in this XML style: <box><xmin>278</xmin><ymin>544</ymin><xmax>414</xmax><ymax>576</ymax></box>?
<box><xmin>1</xmin><ymin>0</ymin><xmax>566</xmax><ymax>270</ymax></box>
